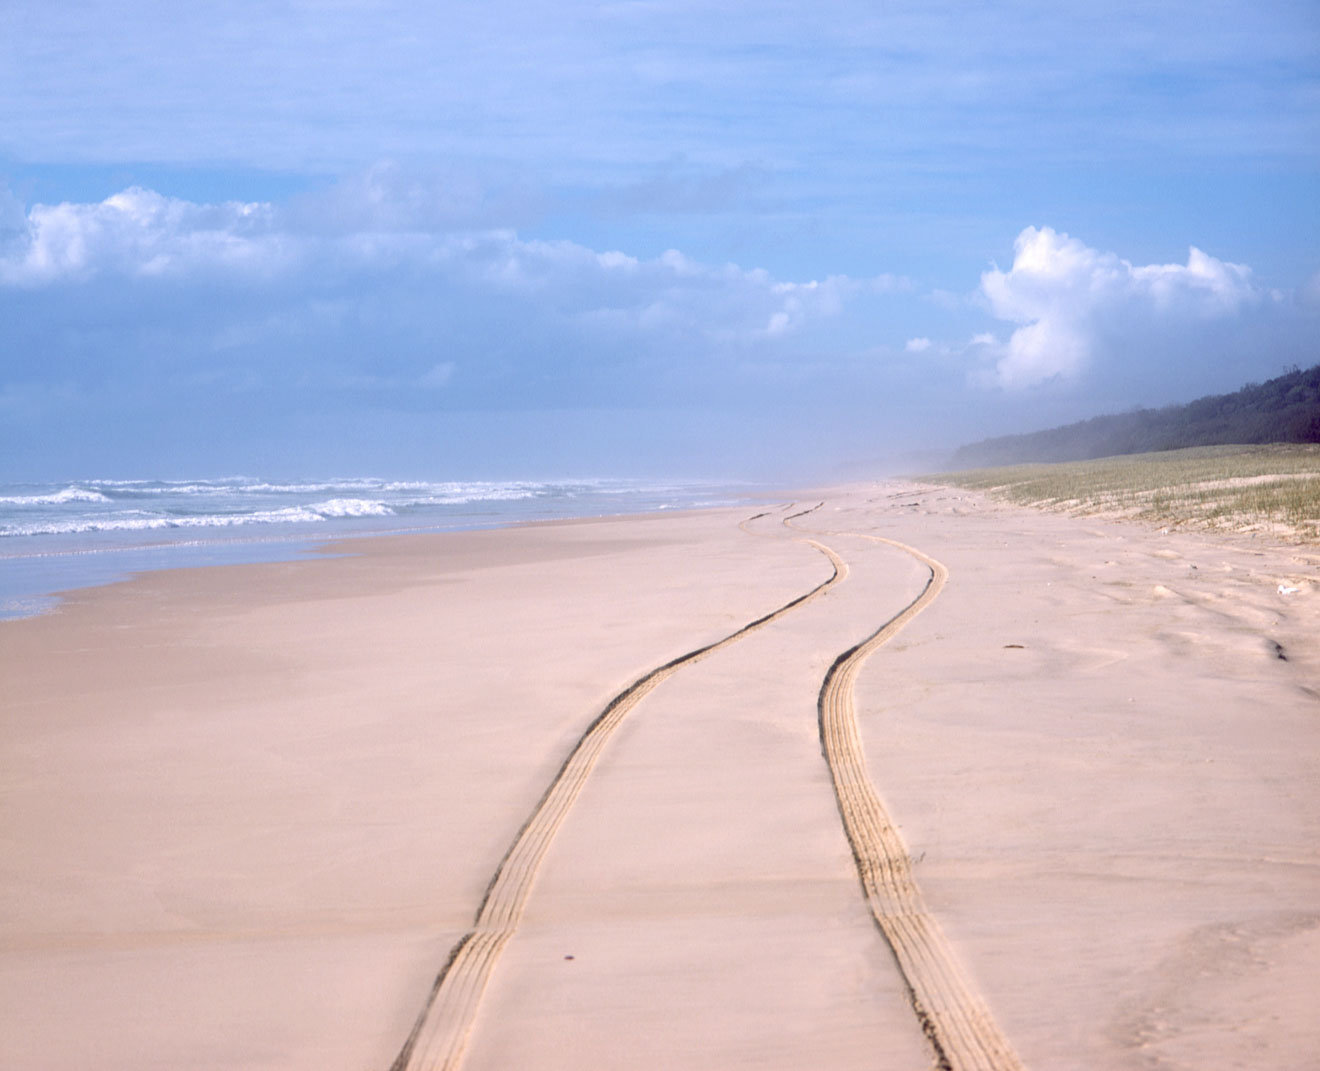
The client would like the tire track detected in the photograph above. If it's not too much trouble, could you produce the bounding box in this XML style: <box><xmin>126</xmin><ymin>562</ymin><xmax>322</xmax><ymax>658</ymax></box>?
<box><xmin>807</xmin><ymin>530</ymin><xmax>1025</xmax><ymax>1071</ymax></box>
<box><xmin>388</xmin><ymin>528</ymin><xmax>843</xmax><ymax>1071</ymax></box>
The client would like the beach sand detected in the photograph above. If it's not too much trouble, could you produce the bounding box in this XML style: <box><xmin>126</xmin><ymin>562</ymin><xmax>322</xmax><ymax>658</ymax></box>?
<box><xmin>2</xmin><ymin>485</ymin><xmax>1317</xmax><ymax>1070</ymax></box>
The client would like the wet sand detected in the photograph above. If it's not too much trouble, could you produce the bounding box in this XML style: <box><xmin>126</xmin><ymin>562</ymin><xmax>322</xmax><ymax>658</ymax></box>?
<box><xmin>2</xmin><ymin>485</ymin><xmax>1317</xmax><ymax>1070</ymax></box>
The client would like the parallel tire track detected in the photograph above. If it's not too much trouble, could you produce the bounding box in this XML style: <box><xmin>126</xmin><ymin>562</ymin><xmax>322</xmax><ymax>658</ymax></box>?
<box><xmin>811</xmin><ymin>533</ymin><xmax>1024</xmax><ymax>1071</ymax></box>
<box><xmin>388</xmin><ymin>532</ymin><xmax>844</xmax><ymax>1071</ymax></box>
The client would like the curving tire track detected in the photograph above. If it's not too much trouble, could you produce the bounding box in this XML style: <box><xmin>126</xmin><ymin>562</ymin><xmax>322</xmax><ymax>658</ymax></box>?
<box><xmin>807</xmin><ymin>530</ymin><xmax>1024</xmax><ymax>1071</ymax></box>
<box><xmin>388</xmin><ymin>529</ymin><xmax>844</xmax><ymax>1071</ymax></box>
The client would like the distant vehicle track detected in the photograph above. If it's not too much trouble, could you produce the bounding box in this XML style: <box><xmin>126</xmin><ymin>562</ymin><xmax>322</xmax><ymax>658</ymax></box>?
<box><xmin>387</xmin><ymin>524</ymin><xmax>843</xmax><ymax>1071</ymax></box>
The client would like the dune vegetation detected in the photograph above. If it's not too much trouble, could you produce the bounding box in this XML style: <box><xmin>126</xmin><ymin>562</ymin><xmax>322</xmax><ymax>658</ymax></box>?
<box><xmin>930</xmin><ymin>444</ymin><xmax>1320</xmax><ymax>542</ymax></box>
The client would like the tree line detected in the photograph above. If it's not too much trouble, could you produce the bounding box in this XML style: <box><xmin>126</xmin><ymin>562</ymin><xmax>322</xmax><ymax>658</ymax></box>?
<box><xmin>950</xmin><ymin>363</ymin><xmax>1320</xmax><ymax>468</ymax></box>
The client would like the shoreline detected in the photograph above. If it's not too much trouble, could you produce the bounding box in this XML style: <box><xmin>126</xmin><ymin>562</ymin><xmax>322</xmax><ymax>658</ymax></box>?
<box><xmin>0</xmin><ymin>479</ymin><xmax>758</xmax><ymax>622</ymax></box>
<box><xmin>3</xmin><ymin>483</ymin><xmax>1317</xmax><ymax>1070</ymax></box>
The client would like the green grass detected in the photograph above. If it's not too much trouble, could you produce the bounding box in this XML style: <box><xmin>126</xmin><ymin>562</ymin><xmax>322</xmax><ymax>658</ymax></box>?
<box><xmin>927</xmin><ymin>444</ymin><xmax>1320</xmax><ymax>541</ymax></box>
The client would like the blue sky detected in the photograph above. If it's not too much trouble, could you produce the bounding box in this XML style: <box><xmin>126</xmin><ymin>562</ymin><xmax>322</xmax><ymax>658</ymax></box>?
<box><xmin>2</xmin><ymin>0</ymin><xmax>1317</xmax><ymax>480</ymax></box>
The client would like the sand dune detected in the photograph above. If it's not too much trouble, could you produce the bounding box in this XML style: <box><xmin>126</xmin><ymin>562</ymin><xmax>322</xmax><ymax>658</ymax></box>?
<box><xmin>2</xmin><ymin>486</ymin><xmax>1317</xmax><ymax>1070</ymax></box>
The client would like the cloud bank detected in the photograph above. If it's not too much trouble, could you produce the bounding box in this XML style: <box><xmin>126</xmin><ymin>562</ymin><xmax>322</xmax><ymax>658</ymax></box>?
<box><xmin>1</xmin><ymin>184</ymin><xmax>1314</xmax><ymax>478</ymax></box>
<box><xmin>1</xmin><ymin>185</ymin><xmax>893</xmax><ymax>336</ymax></box>
<box><xmin>0</xmin><ymin>184</ymin><xmax>916</xmax><ymax>476</ymax></box>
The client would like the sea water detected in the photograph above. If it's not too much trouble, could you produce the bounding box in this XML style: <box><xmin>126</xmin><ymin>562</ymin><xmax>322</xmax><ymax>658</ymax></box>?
<box><xmin>0</xmin><ymin>476</ymin><xmax>744</xmax><ymax>621</ymax></box>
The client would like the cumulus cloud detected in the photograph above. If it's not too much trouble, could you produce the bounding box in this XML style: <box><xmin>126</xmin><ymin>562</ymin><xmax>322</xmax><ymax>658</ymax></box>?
<box><xmin>976</xmin><ymin>226</ymin><xmax>1270</xmax><ymax>389</ymax></box>
<box><xmin>0</xmin><ymin>187</ymin><xmax>289</xmax><ymax>286</ymax></box>
<box><xmin>905</xmin><ymin>336</ymin><xmax>932</xmax><ymax>352</ymax></box>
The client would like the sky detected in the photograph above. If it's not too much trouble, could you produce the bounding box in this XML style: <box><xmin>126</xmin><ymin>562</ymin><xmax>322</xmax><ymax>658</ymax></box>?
<box><xmin>2</xmin><ymin>1</ymin><xmax>1318</xmax><ymax>481</ymax></box>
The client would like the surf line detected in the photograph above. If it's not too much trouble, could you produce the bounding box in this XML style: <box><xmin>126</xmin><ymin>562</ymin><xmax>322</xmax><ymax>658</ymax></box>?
<box><xmin>388</xmin><ymin>526</ymin><xmax>845</xmax><ymax>1071</ymax></box>
<box><xmin>805</xmin><ymin>526</ymin><xmax>1025</xmax><ymax>1071</ymax></box>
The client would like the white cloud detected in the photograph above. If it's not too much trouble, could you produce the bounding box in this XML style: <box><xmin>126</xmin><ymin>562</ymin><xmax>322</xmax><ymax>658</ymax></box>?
<box><xmin>4</xmin><ymin>2</ymin><xmax>1314</xmax><ymax>185</ymax></box>
<box><xmin>977</xmin><ymin>226</ymin><xmax>1269</xmax><ymax>389</ymax></box>
<box><xmin>0</xmin><ymin>187</ymin><xmax>287</xmax><ymax>286</ymax></box>
<box><xmin>905</xmin><ymin>336</ymin><xmax>931</xmax><ymax>352</ymax></box>
<box><xmin>0</xmin><ymin>185</ymin><xmax>899</xmax><ymax>398</ymax></box>
<box><xmin>4</xmin><ymin>184</ymin><xmax>918</xmax><ymax>367</ymax></box>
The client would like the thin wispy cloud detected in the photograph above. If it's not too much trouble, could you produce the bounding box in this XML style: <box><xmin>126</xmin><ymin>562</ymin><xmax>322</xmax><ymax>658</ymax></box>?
<box><xmin>4</xmin><ymin>2</ymin><xmax>1315</xmax><ymax>180</ymax></box>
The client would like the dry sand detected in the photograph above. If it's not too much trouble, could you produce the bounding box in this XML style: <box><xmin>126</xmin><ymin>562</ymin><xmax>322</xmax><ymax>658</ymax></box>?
<box><xmin>2</xmin><ymin>486</ymin><xmax>1317</xmax><ymax>1070</ymax></box>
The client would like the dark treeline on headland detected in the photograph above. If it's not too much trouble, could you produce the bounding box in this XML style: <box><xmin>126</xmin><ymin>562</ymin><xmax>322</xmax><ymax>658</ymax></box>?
<box><xmin>951</xmin><ymin>363</ymin><xmax>1320</xmax><ymax>468</ymax></box>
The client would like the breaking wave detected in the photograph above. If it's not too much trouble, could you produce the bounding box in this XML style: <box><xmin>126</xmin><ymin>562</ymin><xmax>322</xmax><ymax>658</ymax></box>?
<box><xmin>0</xmin><ymin>476</ymin><xmax>731</xmax><ymax>540</ymax></box>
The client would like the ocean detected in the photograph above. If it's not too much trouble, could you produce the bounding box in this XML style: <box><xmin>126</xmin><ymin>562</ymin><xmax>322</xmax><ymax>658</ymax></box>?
<box><xmin>0</xmin><ymin>476</ymin><xmax>746</xmax><ymax>621</ymax></box>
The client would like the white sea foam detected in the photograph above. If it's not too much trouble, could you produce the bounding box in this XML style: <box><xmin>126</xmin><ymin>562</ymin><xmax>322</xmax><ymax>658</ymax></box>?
<box><xmin>410</xmin><ymin>489</ymin><xmax>539</xmax><ymax>506</ymax></box>
<box><xmin>89</xmin><ymin>478</ymin><xmax>251</xmax><ymax>489</ymax></box>
<box><xmin>99</xmin><ymin>483</ymin><xmax>244</xmax><ymax>496</ymax></box>
<box><xmin>0</xmin><ymin>486</ymin><xmax>112</xmax><ymax>505</ymax></box>
<box><xmin>0</xmin><ymin>507</ymin><xmax>328</xmax><ymax>537</ymax></box>
<box><xmin>243</xmin><ymin>481</ymin><xmax>375</xmax><ymax>494</ymax></box>
<box><xmin>309</xmin><ymin>498</ymin><xmax>395</xmax><ymax>518</ymax></box>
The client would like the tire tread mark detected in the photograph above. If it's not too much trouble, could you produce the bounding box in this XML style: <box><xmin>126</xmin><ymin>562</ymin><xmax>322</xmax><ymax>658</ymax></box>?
<box><xmin>812</xmin><ymin>532</ymin><xmax>1025</xmax><ymax>1071</ymax></box>
<box><xmin>388</xmin><ymin>531</ymin><xmax>844</xmax><ymax>1071</ymax></box>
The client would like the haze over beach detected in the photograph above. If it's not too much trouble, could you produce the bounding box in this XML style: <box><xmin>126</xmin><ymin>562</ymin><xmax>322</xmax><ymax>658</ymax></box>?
<box><xmin>3</xmin><ymin>4</ymin><xmax>1319</xmax><ymax>1071</ymax></box>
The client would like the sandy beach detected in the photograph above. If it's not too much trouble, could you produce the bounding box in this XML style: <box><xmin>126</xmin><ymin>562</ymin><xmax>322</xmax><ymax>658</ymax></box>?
<box><xmin>3</xmin><ymin>484</ymin><xmax>1318</xmax><ymax>1070</ymax></box>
